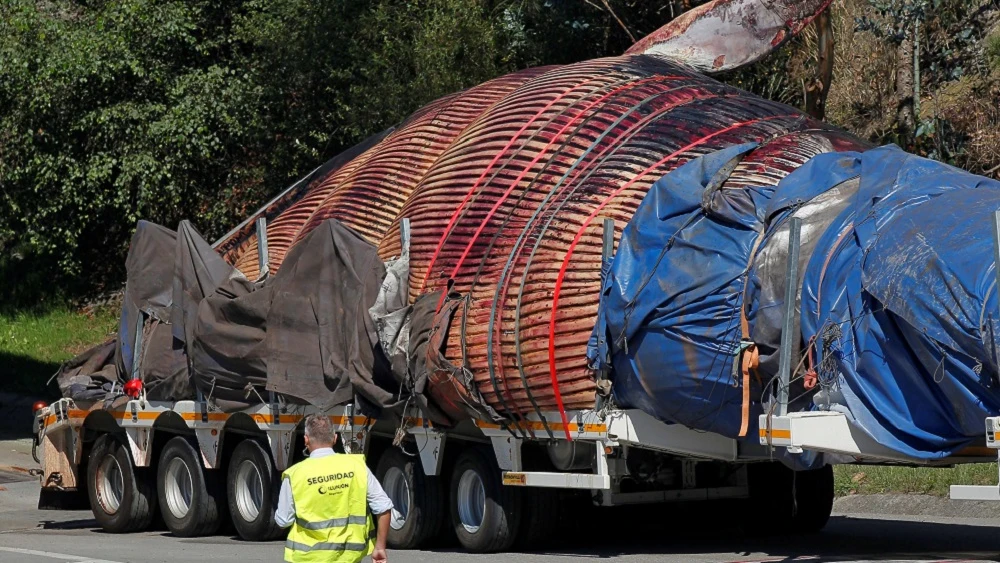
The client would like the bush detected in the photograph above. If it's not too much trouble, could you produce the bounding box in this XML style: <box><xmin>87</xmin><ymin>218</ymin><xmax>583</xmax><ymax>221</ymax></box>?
<box><xmin>0</xmin><ymin>0</ymin><xmax>674</xmax><ymax>307</ymax></box>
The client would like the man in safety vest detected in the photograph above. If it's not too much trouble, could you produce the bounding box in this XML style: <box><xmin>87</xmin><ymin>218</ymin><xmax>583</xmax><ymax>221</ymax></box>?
<box><xmin>277</xmin><ymin>414</ymin><xmax>393</xmax><ymax>563</ymax></box>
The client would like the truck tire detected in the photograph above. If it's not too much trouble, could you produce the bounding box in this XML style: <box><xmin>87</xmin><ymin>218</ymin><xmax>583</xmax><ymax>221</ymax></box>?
<box><xmin>87</xmin><ymin>433</ymin><xmax>156</xmax><ymax>533</ymax></box>
<box><xmin>746</xmin><ymin>462</ymin><xmax>834</xmax><ymax>535</ymax></box>
<box><xmin>156</xmin><ymin>436</ymin><xmax>225</xmax><ymax>537</ymax></box>
<box><xmin>790</xmin><ymin>464</ymin><xmax>834</xmax><ymax>533</ymax></box>
<box><xmin>374</xmin><ymin>447</ymin><xmax>444</xmax><ymax>549</ymax></box>
<box><xmin>227</xmin><ymin>439</ymin><xmax>283</xmax><ymax>541</ymax></box>
<box><xmin>516</xmin><ymin>487</ymin><xmax>560</xmax><ymax>549</ymax></box>
<box><xmin>448</xmin><ymin>449</ymin><xmax>521</xmax><ymax>553</ymax></box>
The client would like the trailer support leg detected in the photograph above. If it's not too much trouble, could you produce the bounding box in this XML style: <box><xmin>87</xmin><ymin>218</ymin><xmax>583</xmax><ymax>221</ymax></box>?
<box><xmin>267</xmin><ymin>429</ymin><xmax>295</xmax><ymax>472</ymax></box>
<box><xmin>125</xmin><ymin>427</ymin><xmax>154</xmax><ymax>468</ymax></box>
<box><xmin>408</xmin><ymin>427</ymin><xmax>445</xmax><ymax>476</ymax></box>
<box><xmin>776</xmin><ymin>217</ymin><xmax>802</xmax><ymax>416</ymax></box>
<box><xmin>490</xmin><ymin>436</ymin><xmax>522</xmax><ymax>472</ymax></box>
<box><xmin>195</xmin><ymin>428</ymin><xmax>221</xmax><ymax>469</ymax></box>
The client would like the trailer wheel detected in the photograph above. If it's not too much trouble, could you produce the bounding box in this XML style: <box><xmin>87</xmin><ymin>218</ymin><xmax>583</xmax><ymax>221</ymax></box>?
<box><xmin>87</xmin><ymin>433</ymin><xmax>156</xmax><ymax>533</ymax></box>
<box><xmin>227</xmin><ymin>439</ymin><xmax>283</xmax><ymax>541</ymax></box>
<box><xmin>516</xmin><ymin>487</ymin><xmax>560</xmax><ymax>549</ymax></box>
<box><xmin>449</xmin><ymin>449</ymin><xmax>521</xmax><ymax>553</ymax></box>
<box><xmin>790</xmin><ymin>464</ymin><xmax>834</xmax><ymax>533</ymax></box>
<box><xmin>156</xmin><ymin>436</ymin><xmax>225</xmax><ymax>537</ymax></box>
<box><xmin>746</xmin><ymin>462</ymin><xmax>834</xmax><ymax>535</ymax></box>
<box><xmin>374</xmin><ymin>447</ymin><xmax>444</xmax><ymax>549</ymax></box>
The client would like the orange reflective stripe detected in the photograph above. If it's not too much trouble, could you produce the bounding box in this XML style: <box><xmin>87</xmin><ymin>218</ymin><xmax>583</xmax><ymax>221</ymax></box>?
<box><xmin>758</xmin><ymin>428</ymin><xmax>791</xmax><ymax>440</ymax></box>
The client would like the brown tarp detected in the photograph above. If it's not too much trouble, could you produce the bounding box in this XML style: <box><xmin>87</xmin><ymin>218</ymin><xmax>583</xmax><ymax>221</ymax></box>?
<box><xmin>408</xmin><ymin>291</ymin><xmax>499</xmax><ymax>426</ymax></box>
<box><xmin>188</xmin><ymin>219</ymin><xmax>393</xmax><ymax>412</ymax></box>
<box><xmin>57</xmin><ymin>221</ymin><xmax>197</xmax><ymax>401</ymax></box>
<box><xmin>58</xmin><ymin>218</ymin><xmax>395</xmax><ymax>414</ymax></box>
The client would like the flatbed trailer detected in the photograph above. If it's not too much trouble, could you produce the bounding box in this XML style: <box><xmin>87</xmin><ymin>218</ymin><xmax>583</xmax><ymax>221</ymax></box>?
<box><xmin>32</xmin><ymin>391</ymin><xmax>851</xmax><ymax>552</ymax></box>
<box><xmin>31</xmin><ymin>213</ymin><xmax>1000</xmax><ymax>553</ymax></box>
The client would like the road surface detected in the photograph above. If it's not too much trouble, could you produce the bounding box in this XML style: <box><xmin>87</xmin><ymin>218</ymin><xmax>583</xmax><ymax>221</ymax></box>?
<box><xmin>2</xmin><ymin>438</ymin><xmax>1000</xmax><ymax>562</ymax></box>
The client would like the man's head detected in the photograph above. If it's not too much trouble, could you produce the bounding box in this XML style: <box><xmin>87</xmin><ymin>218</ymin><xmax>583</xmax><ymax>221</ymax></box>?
<box><xmin>303</xmin><ymin>414</ymin><xmax>337</xmax><ymax>452</ymax></box>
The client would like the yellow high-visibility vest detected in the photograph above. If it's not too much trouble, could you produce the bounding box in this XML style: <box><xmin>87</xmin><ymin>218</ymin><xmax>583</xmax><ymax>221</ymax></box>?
<box><xmin>283</xmin><ymin>454</ymin><xmax>374</xmax><ymax>563</ymax></box>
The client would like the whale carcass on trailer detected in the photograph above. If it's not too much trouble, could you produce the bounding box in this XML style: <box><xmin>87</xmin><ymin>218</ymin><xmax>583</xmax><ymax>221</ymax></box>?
<box><xmin>56</xmin><ymin>0</ymin><xmax>1000</xmax><ymax>462</ymax></box>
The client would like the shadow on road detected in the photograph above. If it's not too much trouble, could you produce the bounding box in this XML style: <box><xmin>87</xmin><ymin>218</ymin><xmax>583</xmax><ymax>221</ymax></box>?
<box><xmin>41</xmin><ymin>519</ymin><xmax>99</xmax><ymax>531</ymax></box>
<box><xmin>501</xmin><ymin>515</ymin><xmax>1000</xmax><ymax>560</ymax></box>
<box><xmin>0</xmin><ymin>355</ymin><xmax>59</xmax><ymax>439</ymax></box>
<box><xmin>32</xmin><ymin>512</ymin><xmax>1000</xmax><ymax>561</ymax></box>
<box><xmin>19</xmin><ymin>490</ymin><xmax>1000</xmax><ymax>560</ymax></box>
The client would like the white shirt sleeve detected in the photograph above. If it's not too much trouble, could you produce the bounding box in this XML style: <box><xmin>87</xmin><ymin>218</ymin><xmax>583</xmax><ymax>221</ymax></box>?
<box><xmin>367</xmin><ymin>469</ymin><xmax>394</xmax><ymax>515</ymax></box>
<box><xmin>275</xmin><ymin>476</ymin><xmax>295</xmax><ymax>528</ymax></box>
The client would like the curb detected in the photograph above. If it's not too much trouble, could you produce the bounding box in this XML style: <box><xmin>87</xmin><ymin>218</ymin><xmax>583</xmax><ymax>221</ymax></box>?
<box><xmin>834</xmin><ymin>493</ymin><xmax>1000</xmax><ymax>520</ymax></box>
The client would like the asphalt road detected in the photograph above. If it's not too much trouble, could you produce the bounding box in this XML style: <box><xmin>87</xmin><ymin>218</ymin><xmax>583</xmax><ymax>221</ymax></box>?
<box><xmin>2</xmin><ymin>437</ymin><xmax>1000</xmax><ymax>562</ymax></box>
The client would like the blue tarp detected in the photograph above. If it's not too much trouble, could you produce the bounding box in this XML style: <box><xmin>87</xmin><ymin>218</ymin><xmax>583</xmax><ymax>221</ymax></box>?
<box><xmin>590</xmin><ymin>143</ymin><xmax>763</xmax><ymax>438</ymax></box>
<box><xmin>592</xmin><ymin>144</ymin><xmax>1000</xmax><ymax>459</ymax></box>
<box><xmin>799</xmin><ymin>147</ymin><xmax>1000</xmax><ymax>459</ymax></box>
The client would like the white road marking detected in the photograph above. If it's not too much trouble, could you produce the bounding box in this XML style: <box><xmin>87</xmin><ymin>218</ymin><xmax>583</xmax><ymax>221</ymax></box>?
<box><xmin>0</xmin><ymin>546</ymin><xmax>123</xmax><ymax>562</ymax></box>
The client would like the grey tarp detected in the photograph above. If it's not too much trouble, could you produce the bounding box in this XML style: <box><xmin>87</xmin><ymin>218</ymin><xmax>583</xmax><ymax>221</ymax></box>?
<box><xmin>117</xmin><ymin>221</ymin><xmax>176</xmax><ymax>379</ymax></box>
<box><xmin>58</xmin><ymin>217</ymin><xmax>433</xmax><ymax>419</ymax></box>
<box><xmin>57</xmin><ymin>221</ymin><xmax>195</xmax><ymax>401</ymax></box>
<box><xmin>55</xmin><ymin>339</ymin><xmax>117</xmax><ymax>401</ymax></box>
<box><xmin>116</xmin><ymin>221</ymin><xmax>191</xmax><ymax>400</ymax></box>
<box><xmin>403</xmin><ymin>291</ymin><xmax>454</xmax><ymax>426</ymax></box>
<box><xmin>189</xmin><ymin>219</ymin><xmax>392</xmax><ymax>412</ymax></box>
<box><xmin>172</xmin><ymin>220</ymin><xmax>242</xmax><ymax>348</ymax></box>
<box><xmin>369</xmin><ymin>232</ymin><xmax>411</xmax><ymax>382</ymax></box>
<box><xmin>189</xmin><ymin>275</ymin><xmax>267</xmax><ymax>409</ymax></box>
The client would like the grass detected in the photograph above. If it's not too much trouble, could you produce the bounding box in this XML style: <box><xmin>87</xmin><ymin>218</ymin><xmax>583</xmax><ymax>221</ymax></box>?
<box><xmin>986</xmin><ymin>30</ymin><xmax>1000</xmax><ymax>72</ymax></box>
<box><xmin>834</xmin><ymin>463</ymin><xmax>998</xmax><ymax>497</ymax></box>
<box><xmin>0</xmin><ymin>305</ymin><xmax>119</xmax><ymax>397</ymax></box>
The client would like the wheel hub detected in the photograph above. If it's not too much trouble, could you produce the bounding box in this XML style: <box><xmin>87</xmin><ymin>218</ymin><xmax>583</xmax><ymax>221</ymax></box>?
<box><xmin>96</xmin><ymin>454</ymin><xmax>124</xmax><ymax>515</ymax></box>
<box><xmin>456</xmin><ymin>469</ymin><xmax>485</xmax><ymax>534</ymax></box>
<box><xmin>383</xmin><ymin>467</ymin><xmax>411</xmax><ymax>531</ymax></box>
<box><xmin>235</xmin><ymin>459</ymin><xmax>264</xmax><ymax>522</ymax></box>
<box><xmin>164</xmin><ymin>457</ymin><xmax>194</xmax><ymax>519</ymax></box>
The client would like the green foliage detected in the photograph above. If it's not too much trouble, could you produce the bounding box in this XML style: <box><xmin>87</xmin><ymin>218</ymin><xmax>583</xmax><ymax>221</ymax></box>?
<box><xmin>843</xmin><ymin>0</ymin><xmax>1000</xmax><ymax>166</ymax></box>
<box><xmin>717</xmin><ymin>39</ymin><xmax>804</xmax><ymax>108</ymax></box>
<box><xmin>0</xmin><ymin>0</ymin><xmax>271</xmax><ymax>301</ymax></box>
<box><xmin>987</xmin><ymin>30</ymin><xmax>1000</xmax><ymax>70</ymax></box>
<box><xmin>0</xmin><ymin>0</ymin><xmax>675</xmax><ymax>306</ymax></box>
<box><xmin>856</xmin><ymin>0</ymin><xmax>929</xmax><ymax>43</ymax></box>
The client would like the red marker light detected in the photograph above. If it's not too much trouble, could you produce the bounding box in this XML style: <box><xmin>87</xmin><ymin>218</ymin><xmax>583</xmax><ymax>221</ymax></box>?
<box><xmin>32</xmin><ymin>401</ymin><xmax>47</xmax><ymax>413</ymax></box>
<box><xmin>123</xmin><ymin>379</ymin><xmax>144</xmax><ymax>399</ymax></box>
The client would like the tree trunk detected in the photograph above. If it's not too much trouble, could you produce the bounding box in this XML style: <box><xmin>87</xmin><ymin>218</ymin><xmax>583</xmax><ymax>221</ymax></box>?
<box><xmin>805</xmin><ymin>11</ymin><xmax>834</xmax><ymax>120</ymax></box>
<box><xmin>895</xmin><ymin>33</ymin><xmax>916</xmax><ymax>143</ymax></box>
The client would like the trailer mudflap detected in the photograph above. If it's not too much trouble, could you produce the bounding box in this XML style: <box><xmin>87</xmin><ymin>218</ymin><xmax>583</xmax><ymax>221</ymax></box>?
<box><xmin>38</xmin><ymin>487</ymin><xmax>89</xmax><ymax>511</ymax></box>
